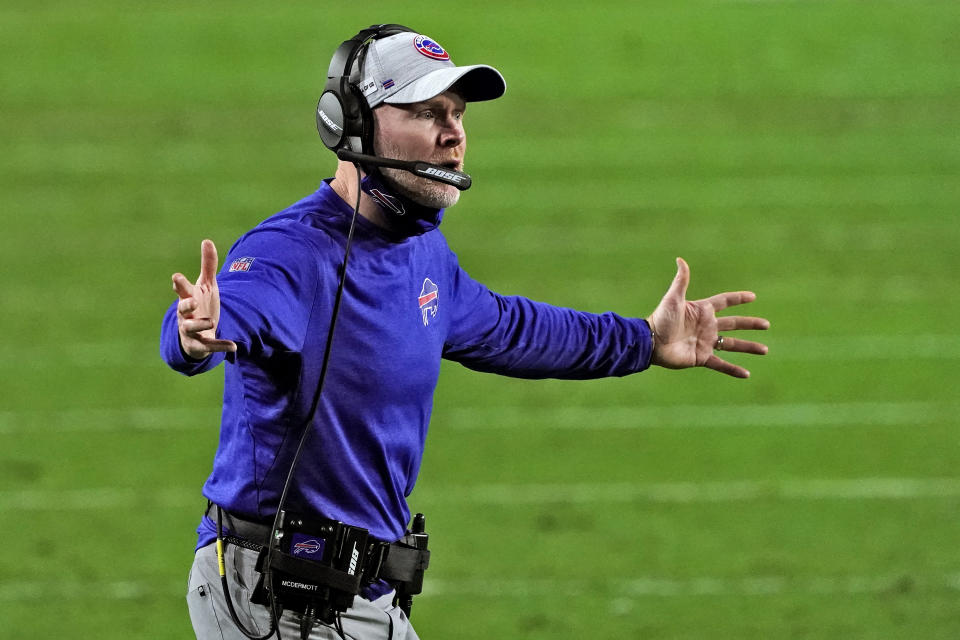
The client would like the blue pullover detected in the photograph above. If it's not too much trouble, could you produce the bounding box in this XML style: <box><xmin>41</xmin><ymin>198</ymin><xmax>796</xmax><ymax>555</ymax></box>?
<box><xmin>160</xmin><ymin>181</ymin><xmax>653</xmax><ymax>547</ymax></box>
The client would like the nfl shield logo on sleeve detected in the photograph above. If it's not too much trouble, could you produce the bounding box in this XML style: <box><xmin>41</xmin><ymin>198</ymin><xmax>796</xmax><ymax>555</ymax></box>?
<box><xmin>229</xmin><ymin>256</ymin><xmax>255</xmax><ymax>272</ymax></box>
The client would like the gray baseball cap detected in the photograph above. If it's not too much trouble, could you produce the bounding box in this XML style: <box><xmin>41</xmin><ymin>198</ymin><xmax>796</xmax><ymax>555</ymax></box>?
<box><xmin>357</xmin><ymin>32</ymin><xmax>506</xmax><ymax>108</ymax></box>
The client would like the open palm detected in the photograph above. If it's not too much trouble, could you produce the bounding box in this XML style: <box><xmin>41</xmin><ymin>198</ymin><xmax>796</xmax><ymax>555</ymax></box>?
<box><xmin>647</xmin><ymin>258</ymin><xmax>769</xmax><ymax>378</ymax></box>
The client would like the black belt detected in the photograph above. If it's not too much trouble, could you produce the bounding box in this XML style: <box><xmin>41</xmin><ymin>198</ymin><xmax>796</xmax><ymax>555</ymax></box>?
<box><xmin>205</xmin><ymin>503</ymin><xmax>429</xmax><ymax>587</ymax></box>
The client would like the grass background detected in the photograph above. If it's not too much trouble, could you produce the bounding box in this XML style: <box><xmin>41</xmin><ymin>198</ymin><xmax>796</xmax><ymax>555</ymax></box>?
<box><xmin>2</xmin><ymin>1</ymin><xmax>959</xmax><ymax>638</ymax></box>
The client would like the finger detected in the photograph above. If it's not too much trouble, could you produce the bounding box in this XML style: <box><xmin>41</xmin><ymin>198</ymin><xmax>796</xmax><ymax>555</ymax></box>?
<box><xmin>663</xmin><ymin>257</ymin><xmax>690</xmax><ymax>302</ymax></box>
<box><xmin>181</xmin><ymin>318</ymin><xmax>215</xmax><ymax>334</ymax></box>
<box><xmin>716</xmin><ymin>316</ymin><xmax>771</xmax><ymax>332</ymax></box>
<box><xmin>195</xmin><ymin>336</ymin><xmax>238</xmax><ymax>353</ymax></box>
<box><xmin>172</xmin><ymin>272</ymin><xmax>194</xmax><ymax>299</ymax></box>
<box><xmin>703</xmin><ymin>354</ymin><xmax>750</xmax><ymax>378</ymax></box>
<box><xmin>198</xmin><ymin>239</ymin><xmax>219</xmax><ymax>285</ymax></box>
<box><xmin>715</xmin><ymin>337</ymin><xmax>768</xmax><ymax>356</ymax></box>
<box><xmin>706</xmin><ymin>290</ymin><xmax>756</xmax><ymax>312</ymax></box>
<box><xmin>178</xmin><ymin>298</ymin><xmax>197</xmax><ymax>318</ymax></box>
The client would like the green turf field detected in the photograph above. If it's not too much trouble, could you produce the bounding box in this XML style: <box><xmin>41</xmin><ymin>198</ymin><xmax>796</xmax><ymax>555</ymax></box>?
<box><xmin>2</xmin><ymin>1</ymin><xmax>959</xmax><ymax>638</ymax></box>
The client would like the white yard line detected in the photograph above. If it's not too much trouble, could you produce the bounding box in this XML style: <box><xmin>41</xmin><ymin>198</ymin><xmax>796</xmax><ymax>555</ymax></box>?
<box><xmin>414</xmin><ymin>477</ymin><xmax>960</xmax><ymax>505</ymax></box>
<box><xmin>767</xmin><ymin>334</ymin><xmax>960</xmax><ymax>360</ymax></box>
<box><xmin>0</xmin><ymin>407</ymin><xmax>217</xmax><ymax>433</ymax></box>
<box><xmin>443</xmin><ymin>401</ymin><xmax>955</xmax><ymax>430</ymax></box>
<box><xmin>2</xmin><ymin>477</ymin><xmax>958</xmax><ymax>512</ymax></box>
<box><xmin>0</xmin><ymin>487</ymin><xmax>195</xmax><ymax>511</ymax></box>
<box><xmin>0</xmin><ymin>580</ymin><xmax>167</xmax><ymax>602</ymax></box>
<box><xmin>2</xmin><ymin>333</ymin><xmax>958</xmax><ymax>372</ymax></box>
<box><xmin>1</xmin><ymin>400</ymin><xmax>954</xmax><ymax>435</ymax></box>
<box><xmin>0</xmin><ymin>341</ymin><xmax>161</xmax><ymax>370</ymax></box>
<box><xmin>424</xmin><ymin>572</ymin><xmax>960</xmax><ymax>599</ymax></box>
<box><xmin>2</xmin><ymin>572</ymin><xmax>958</xmax><ymax>602</ymax></box>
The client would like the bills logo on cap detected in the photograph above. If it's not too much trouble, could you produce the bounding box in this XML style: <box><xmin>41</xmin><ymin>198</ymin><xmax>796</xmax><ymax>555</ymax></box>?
<box><xmin>414</xmin><ymin>35</ymin><xmax>449</xmax><ymax>61</ymax></box>
<box><xmin>418</xmin><ymin>278</ymin><xmax>439</xmax><ymax>326</ymax></box>
<box><xmin>229</xmin><ymin>256</ymin><xmax>255</xmax><ymax>272</ymax></box>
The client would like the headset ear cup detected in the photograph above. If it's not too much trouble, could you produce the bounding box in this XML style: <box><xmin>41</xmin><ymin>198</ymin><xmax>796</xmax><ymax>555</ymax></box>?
<box><xmin>348</xmin><ymin>84</ymin><xmax>375</xmax><ymax>155</ymax></box>
<box><xmin>317</xmin><ymin>91</ymin><xmax>347</xmax><ymax>150</ymax></box>
<box><xmin>319</xmin><ymin>24</ymin><xmax>417</xmax><ymax>154</ymax></box>
<box><xmin>330</xmin><ymin>82</ymin><xmax>371</xmax><ymax>154</ymax></box>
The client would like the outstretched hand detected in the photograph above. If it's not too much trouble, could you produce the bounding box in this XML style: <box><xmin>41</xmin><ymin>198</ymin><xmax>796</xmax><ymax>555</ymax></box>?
<box><xmin>171</xmin><ymin>239</ymin><xmax>237</xmax><ymax>360</ymax></box>
<box><xmin>647</xmin><ymin>258</ymin><xmax>769</xmax><ymax>378</ymax></box>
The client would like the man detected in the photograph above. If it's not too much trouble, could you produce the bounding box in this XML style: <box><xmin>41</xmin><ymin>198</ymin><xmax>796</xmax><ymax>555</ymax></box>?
<box><xmin>161</xmin><ymin>25</ymin><xmax>769</xmax><ymax>640</ymax></box>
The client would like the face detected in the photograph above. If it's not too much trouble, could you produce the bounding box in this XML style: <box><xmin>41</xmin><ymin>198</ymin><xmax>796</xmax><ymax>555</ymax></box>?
<box><xmin>372</xmin><ymin>90</ymin><xmax>467</xmax><ymax>209</ymax></box>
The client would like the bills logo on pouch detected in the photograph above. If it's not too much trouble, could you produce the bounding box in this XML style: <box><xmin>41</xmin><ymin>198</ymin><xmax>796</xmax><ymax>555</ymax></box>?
<box><xmin>229</xmin><ymin>257</ymin><xmax>255</xmax><ymax>272</ymax></box>
<box><xmin>414</xmin><ymin>35</ymin><xmax>449</xmax><ymax>61</ymax></box>
<box><xmin>291</xmin><ymin>533</ymin><xmax>325</xmax><ymax>557</ymax></box>
<box><xmin>418</xmin><ymin>278</ymin><xmax>439</xmax><ymax>326</ymax></box>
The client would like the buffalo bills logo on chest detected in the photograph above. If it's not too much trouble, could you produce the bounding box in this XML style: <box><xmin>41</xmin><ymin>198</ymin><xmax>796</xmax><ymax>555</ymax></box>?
<box><xmin>418</xmin><ymin>278</ymin><xmax>439</xmax><ymax>326</ymax></box>
<box><xmin>414</xmin><ymin>35</ymin><xmax>450</xmax><ymax>61</ymax></box>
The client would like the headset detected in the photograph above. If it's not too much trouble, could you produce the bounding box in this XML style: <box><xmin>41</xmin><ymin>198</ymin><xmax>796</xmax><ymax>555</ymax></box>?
<box><xmin>315</xmin><ymin>23</ymin><xmax>472</xmax><ymax>191</ymax></box>
<box><xmin>315</xmin><ymin>23</ymin><xmax>414</xmax><ymax>155</ymax></box>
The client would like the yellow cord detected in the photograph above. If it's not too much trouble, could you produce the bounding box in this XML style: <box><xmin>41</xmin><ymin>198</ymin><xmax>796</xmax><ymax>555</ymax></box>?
<box><xmin>216</xmin><ymin>538</ymin><xmax>226</xmax><ymax>577</ymax></box>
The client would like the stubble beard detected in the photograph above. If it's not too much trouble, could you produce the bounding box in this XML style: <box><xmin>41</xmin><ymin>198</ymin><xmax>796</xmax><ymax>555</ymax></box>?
<box><xmin>372</xmin><ymin>137</ymin><xmax>461</xmax><ymax>209</ymax></box>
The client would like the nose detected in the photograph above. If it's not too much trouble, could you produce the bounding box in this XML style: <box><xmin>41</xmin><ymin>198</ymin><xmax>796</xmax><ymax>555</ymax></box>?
<box><xmin>438</xmin><ymin>115</ymin><xmax>465</xmax><ymax>149</ymax></box>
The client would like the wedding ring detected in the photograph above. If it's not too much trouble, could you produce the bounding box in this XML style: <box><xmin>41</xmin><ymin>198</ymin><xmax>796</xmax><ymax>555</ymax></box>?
<box><xmin>714</xmin><ymin>336</ymin><xmax>725</xmax><ymax>351</ymax></box>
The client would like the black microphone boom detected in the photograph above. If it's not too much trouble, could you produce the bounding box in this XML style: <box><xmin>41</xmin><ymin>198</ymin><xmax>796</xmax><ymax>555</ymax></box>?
<box><xmin>336</xmin><ymin>149</ymin><xmax>472</xmax><ymax>191</ymax></box>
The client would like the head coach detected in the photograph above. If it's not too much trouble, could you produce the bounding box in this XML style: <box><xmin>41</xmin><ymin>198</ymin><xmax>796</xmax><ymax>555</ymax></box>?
<box><xmin>160</xmin><ymin>23</ymin><xmax>770</xmax><ymax>640</ymax></box>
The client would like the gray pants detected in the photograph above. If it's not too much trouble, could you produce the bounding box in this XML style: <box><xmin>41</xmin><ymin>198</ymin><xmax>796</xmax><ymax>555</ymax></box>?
<box><xmin>187</xmin><ymin>542</ymin><xmax>420</xmax><ymax>640</ymax></box>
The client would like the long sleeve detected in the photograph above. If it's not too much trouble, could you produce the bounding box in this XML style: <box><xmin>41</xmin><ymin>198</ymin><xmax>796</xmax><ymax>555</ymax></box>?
<box><xmin>442</xmin><ymin>259</ymin><xmax>653</xmax><ymax>379</ymax></box>
<box><xmin>159</xmin><ymin>224</ymin><xmax>325</xmax><ymax>377</ymax></box>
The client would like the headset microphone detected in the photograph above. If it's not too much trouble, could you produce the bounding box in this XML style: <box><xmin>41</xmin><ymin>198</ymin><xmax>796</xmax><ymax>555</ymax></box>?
<box><xmin>336</xmin><ymin>148</ymin><xmax>472</xmax><ymax>191</ymax></box>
